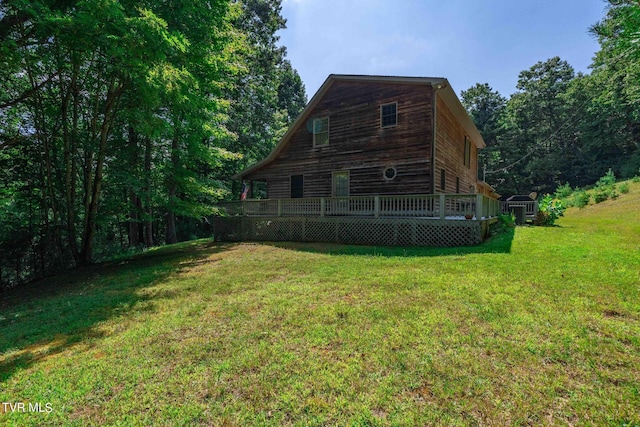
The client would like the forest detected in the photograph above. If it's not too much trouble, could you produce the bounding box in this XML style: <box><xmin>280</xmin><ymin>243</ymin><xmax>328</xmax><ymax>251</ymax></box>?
<box><xmin>0</xmin><ymin>0</ymin><xmax>638</xmax><ymax>288</ymax></box>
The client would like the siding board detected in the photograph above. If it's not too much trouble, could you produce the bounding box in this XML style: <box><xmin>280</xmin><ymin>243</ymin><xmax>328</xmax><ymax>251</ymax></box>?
<box><xmin>246</xmin><ymin>81</ymin><xmax>434</xmax><ymax>197</ymax></box>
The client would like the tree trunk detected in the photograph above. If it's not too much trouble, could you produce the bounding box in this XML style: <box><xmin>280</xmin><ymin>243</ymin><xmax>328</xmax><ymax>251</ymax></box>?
<box><xmin>127</xmin><ymin>126</ymin><xmax>140</xmax><ymax>247</ymax></box>
<box><xmin>165</xmin><ymin>133</ymin><xmax>179</xmax><ymax>245</ymax></box>
<box><xmin>143</xmin><ymin>137</ymin><xmax>154</xmax><ymax>247</ymax></box>
<box><xmin>80</xmin><ymin>79</ymin><xmax>122</xmax><ymax>264</ymax></box>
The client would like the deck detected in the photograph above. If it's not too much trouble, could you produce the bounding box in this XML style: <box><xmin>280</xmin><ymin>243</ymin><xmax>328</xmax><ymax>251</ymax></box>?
<box><xmin>214</xmin><ymin>194</ymin><xmax>501</xmax><ymax>247</ymax></box>
<box><xmin>219</xmin><ymin>194</ymin><xmax>501</xmax><ymax>220</ymax></box>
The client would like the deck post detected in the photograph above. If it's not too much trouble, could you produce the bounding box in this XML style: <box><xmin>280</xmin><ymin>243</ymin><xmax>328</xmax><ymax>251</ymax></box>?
<box><xmin>277</xmin><ymin>199</ymin><xmax>282</xmax><ymax>217</ymax></box>
<box><xmin>320</xmin><ymin>198</ymin><xmax>325</xmax><ymax>217</ymax></box>
<box><xmin>374</xmin><ymin>196</ymin><xmax>380</xmax><ymax>218</ymax></box>
<box><xmin>476</xmin><ymin>194</ymin><xmax>483</xmax><ymax>219</ymax></box>
<box><xmin>439</xmin><ymin>194</ymin><xmax>445</xmax><ymax>219</ymax></box>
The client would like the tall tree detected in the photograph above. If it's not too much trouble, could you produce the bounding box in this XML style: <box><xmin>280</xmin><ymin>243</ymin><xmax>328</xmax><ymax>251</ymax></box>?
<box><xmin>221</xmin><ymin>0</ymin><xmax>307</xmax><ymax>198</ymax></box>
<box><xmin>590</xmin><ymin>0</ymin><xmax>640</xmax><ymax>177</ymax></box>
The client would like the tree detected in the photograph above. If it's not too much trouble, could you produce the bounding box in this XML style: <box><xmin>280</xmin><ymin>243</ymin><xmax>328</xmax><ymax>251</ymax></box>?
<box><xmin>590</xmin><ymin>0</ymin><xmax>640</xmax><ymax>177</ymax></box>
<box><xmin>221</xmin><ymin>0</ymin><xmax>307</xmax><ymax>199</ymax></box>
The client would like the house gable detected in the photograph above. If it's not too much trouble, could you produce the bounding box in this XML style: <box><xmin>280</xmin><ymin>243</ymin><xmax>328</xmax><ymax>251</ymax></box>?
<box><xmin>235</xmin><ymin>74</ymin><xmax>485</xmax><ymax>199</ymax></box>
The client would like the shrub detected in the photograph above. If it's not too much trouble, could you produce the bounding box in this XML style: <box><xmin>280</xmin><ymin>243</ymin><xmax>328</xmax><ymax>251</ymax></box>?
<box><xmin>572</xmin><ymin>190</ymin><xmax>590</xmax><ymax>208</ymax></box>
<box><xmin>593</xmin><ymin>169</ymin><xmax>618</xmax><ymax>203</ymax></box>
<box><xmin>633</xmin><ymin>176</ymin><xmax>640</xmax><ymax>183</ymax></box>
<box><xmin>498</xmin><ymin>213</ymin><xmax>516</xmax><ymax>228</ymax></box>
<box><xmin>597</xmin><ymin>169</ymin><xmax>617</xmax><ymax>187</ymax></box>
<box><xmin>554</xmin><ymin>182</ymin><xmax>573</xmax><ymax>200</ymax></box>
<box><xmin>619</xmin><ymin>183</ymin><xmax>630</xmax><ymax>194</ymax></box>
<box><xmin>593</xmin><ymin>188</ymin><xmax>610</xmax><ymax>203</ymax></box>
<box><xmin>534</xmin><ymin>194</ymin><xmax>565</xmax><ymax>226</ymax></box>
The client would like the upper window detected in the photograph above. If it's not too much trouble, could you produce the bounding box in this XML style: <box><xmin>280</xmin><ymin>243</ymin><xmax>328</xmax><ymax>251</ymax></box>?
<box><xmin>380</xmin><ymin>102</ymin><xmax>398</xmax><ymax>128</ymax></box>
<box><xmin>313</xmin><ymin>117</ymin><xmax>329</xmax><ymax>147</ymax></box>
<box><xmin>463</xmin><ymin>136</ymin><xmax>471</xmax><ymax>168</ymax></box>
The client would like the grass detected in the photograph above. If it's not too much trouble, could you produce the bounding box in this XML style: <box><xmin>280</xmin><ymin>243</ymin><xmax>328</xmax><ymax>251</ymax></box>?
<box><xmin>1</xmin><ymin>182</ymin><xmax>639</xmax><ymax>426</ymax></box>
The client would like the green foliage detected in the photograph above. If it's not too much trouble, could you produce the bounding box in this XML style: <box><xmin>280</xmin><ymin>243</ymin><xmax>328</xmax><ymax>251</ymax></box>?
<box><xmin>498</xmin><ymin>213</ymin><xmax>516</xmax><ymax>228</ymax></box>
<box><xmin>619</xmin><ymin>183</ymin><xmax>630</xmax><ymax>194</ymax></box>
<box><xmin>0</xmin><ymin>0</ymin><xmax>305</xmax><ymax>285</ymax></box>
<box><xmin>534</xmin><ymin>194</ymin><xmax>565</xmax><ymax>226</ymax></box>
<box><xmin>491</xmin><ymin>213</ymin><xmax>516</xmax><ymax>236</ymax></box>
<box><xmin>594</xmin><ymin>169</ymin><xmax>619</xmax><ymax>203</ymax></box>
<box><xmin>572</xmin><ymin>189</ymin><xmax>591</xmax><ymax>208</ymax></box>
<box><xmin>554</xmin><ymin>182</ymin><xmax>573</xmax><ymax>199</ymax></box>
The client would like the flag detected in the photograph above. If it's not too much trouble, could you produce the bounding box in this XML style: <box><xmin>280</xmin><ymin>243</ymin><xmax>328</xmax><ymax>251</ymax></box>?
<box><xmin>241</xmin><ymin>182</ymin><xmax>248</xmax><ymax>200</ymax></box>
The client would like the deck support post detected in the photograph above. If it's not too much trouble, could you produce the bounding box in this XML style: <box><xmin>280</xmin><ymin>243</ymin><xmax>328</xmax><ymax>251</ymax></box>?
<box><xmin>476</xmin><ymin>194</ymin><xmax>483</xmax><ymax>220</ymax></box>
<box><xmin>277</xmin><ymin>199</ymin><xmax>282</xmax><ymax>217</ymax></box>
<box><xmin>320</xmin><ymin>198</ymin><xmax>325</xmax><ymax>217</ymax></box>
<box><xmin>374</xmin><ymin>196</ymin><xmax>380</xmax><ymax>218</ymax></box>
<box><xmin>439</xmin><ymin>194</ymin><xmax>445</xmax><ymax>219</ymax></box>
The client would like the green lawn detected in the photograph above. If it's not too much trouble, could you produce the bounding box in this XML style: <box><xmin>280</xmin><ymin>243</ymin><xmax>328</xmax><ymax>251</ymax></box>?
<box><xmin>1</xmin><ymin>183</ymin><xmax>639</xmax><ymax>426</ymax></box>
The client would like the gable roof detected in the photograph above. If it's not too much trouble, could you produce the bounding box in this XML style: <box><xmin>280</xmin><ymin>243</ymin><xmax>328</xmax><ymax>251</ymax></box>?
<box><xmin>234</xmin><ymin>74</ymin><xmax>486</xmax><ymax>180</ymax></box>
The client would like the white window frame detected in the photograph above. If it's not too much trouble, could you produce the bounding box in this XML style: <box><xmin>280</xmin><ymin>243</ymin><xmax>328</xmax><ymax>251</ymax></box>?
<box><xmin>464</xmin><ymin>135</ymin><xmax>471</xmax><ymax>168</ymax></box>
<box><xmin>313</xmin><ymin>117</ymin><xmax>330</xmax><ymax>147</ymax></box>
<box><xmin>383</xmin><ymin>167</ymin><xmax>397</xmax><ymax>181</ymax></box>
<box><xmin>332</xmin><ymin>170</ymin><xmax>350</xmax><ymax>197</ymax></box>
<box><xmin>380</xmin><ymin>102</ymin><xmax>398</xmax><ymax>128</ymax></box>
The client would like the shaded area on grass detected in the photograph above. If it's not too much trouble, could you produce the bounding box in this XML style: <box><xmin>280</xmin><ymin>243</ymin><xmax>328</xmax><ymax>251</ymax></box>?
<box><xmin>268</xmin><ymin>225</ymin><xmax>515</xmax><ymax>258</ymax></box>
<box><xmin>0</xmin><ymin>240</ymin><xmax>233</xmax><ymax>382</ymax></box>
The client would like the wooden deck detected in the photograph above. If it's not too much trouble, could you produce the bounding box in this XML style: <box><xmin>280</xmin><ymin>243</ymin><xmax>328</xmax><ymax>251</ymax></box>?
<box><xmin>219</xmin><ymin>194</ymin><xmax>501</xmax><ymax>220</ymax></box>
<box><xmin>213</xmin><ymin>194</ymin><xmax>501</xmax><ymax>247</ymax></box>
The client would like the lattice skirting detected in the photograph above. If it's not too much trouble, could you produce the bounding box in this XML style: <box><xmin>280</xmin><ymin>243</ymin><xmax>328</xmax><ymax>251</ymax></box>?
<box><xmin>213</xmin><ymin>217</ymin><xmax>492</xmax><ymax>247</ymax></box>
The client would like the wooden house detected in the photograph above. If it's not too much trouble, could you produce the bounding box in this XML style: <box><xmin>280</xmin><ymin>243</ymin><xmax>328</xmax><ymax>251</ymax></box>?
<box><xmin>234</xmin><ymin>74</ymin><xmax>488</xmax><ymax>199</ymax></box>
<box><xmin>219</xmin><ymin>75</ymin><xmax>502</xmax><ymax>247</ymax></box>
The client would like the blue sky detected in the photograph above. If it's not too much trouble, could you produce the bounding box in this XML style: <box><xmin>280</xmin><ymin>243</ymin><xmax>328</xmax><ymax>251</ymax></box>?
<box><xmin>278</xmin><ymin>0</ymin><xmax>606</xmax><ymax>99</ymax></box>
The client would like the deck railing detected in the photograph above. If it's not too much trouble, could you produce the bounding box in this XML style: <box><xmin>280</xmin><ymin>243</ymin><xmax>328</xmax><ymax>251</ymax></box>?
<box><xmin>219</xmin><ymin>194</ymin><xmax>501</xmax><ymax>220</ymax></box>
<box><xmin>501</xmin><ymin>201</ymin><xmax>539</xmax><ymax>218</ymax></box>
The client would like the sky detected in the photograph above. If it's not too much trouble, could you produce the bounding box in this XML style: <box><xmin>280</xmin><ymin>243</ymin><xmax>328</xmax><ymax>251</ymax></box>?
<box><xmin>278</xmin><ymin>0</ymin><xmax>607</xmax><ymax>99</ymax></box>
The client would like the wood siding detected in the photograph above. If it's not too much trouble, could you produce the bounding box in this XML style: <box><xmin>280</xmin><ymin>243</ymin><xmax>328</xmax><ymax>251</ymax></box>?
<box><xmin>244</xmin><ymin>81</ymin><xmax>434</xmax><ymax>198</ymax></box>
<box><xmin>434</xmin><ymin>96</ymin><xmax>478</xmax><ymax>194</ymax></box>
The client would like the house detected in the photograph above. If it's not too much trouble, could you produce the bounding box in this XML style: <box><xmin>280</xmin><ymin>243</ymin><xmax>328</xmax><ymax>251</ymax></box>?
<box><xmin>234</xmin><ymin>74</ymin><xmax>489</xmax><ymax>200</ymax></box>
<box><xmin>219</xmin><ymin>75</ymin><xmax>501</xmax><ymax>247</ymax></box>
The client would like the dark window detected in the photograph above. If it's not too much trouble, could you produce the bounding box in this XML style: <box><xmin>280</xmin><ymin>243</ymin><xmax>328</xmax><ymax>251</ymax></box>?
<box><xmin>253</xmin><ymin>180</ymin><xmax>268</xmax><ymax>199</ymax></box>
<box><xmin>380</xmin><ymin>102</ymin><xmax>397</xmax><ymax>128</ymax></box>
<box><xmin>383</xmin><ymin>167</ymin><xmax>397</xmax><ymax>180</ymax></box>
<box><xmin>464</xmin><ymin>136</ymin><xmax>471</xmax><ymax>168</ymax></box>
<box><xmin>456</xmin><ymin>177</ymin><xmax>460</xmax><ymax>193</ymax></box>
<box><xmin>290</xmin><ymin>175</ymin><xmax>304</xmax><ymax>198</ymax></box>
<box><xmin>440</xmin><ymin>169</ymin><xmax>446</xmax><ymax>191</ymax></box>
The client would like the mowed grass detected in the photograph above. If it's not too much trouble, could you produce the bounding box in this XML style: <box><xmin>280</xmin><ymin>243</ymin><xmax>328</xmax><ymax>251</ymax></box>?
<box><xmin>1</xmin><ymin>183</ymin><xmax>639</xmax><ymax>426</ymax></box>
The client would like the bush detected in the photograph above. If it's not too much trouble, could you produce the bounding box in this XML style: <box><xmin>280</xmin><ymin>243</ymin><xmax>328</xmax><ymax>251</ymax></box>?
<box><xmin>593</xmin><ymin>169</ymin><xmax>618</xmax><ymax>203</ymax></box>
<box><xmin>593</xmin><ymin>187</ymin><xmax>610</xmax><ymax>203</ymax></box>
<box><xmin>633</xmin><ymin>176</ymin><xmax>640</xmax><ymax>183</ymax></box>
<box><xmin>572</xmin><ymin>190</ymin><xmax>590</xmax><ymax>208</ymax></box>
<box><xmin>554</xmin><ymin>183</ymin><xmax>573</xmax><ymax>200</ymax></box>
<box><xmin>597</xmin><ymin>169</ymin><xmax>617</xmax><ymax>187</ymax></box>
<box><xmin>498</xmin><ymin>213</ymin><xmax>516</xmax><ymax>228</ymax></box>
<box><xmin>619</xmin><ymin>183</ymin><xmax>630</xmax><ymax>194</ymax></box>
<box><xmin>534</xmin><ymin>194</ymin><xmax>565</xmax><ymax>226</ymax></box>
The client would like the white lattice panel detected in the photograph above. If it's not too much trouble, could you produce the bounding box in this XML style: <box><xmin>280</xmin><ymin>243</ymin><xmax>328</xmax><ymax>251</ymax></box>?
<box><xmin>214</xmin><ymin>216</ymin><xmax>485</xmax><ymax>247</ymax></box>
